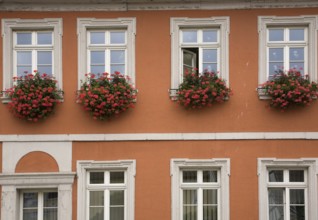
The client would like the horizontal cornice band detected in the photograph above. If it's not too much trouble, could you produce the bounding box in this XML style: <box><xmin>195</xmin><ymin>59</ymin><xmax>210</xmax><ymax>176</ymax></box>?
<box><xmin>1</xmin><ymin>132</ymin><xmax>318</xmax><ymax>142</ymax></box>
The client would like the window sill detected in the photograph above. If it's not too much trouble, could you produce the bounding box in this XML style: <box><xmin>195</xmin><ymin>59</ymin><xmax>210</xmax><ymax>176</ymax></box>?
<box><xmin>257</xmin><ymin>88</ymin><xmax>272</xmax><ymax>100</ymax></box>
<box><xmin>1</xmin><ymin>95</ymin><xmax>64</xmax><ymax>104</ymax></box>
<box><xmin>169</xmin><ymin>89</ymin><xmax>230</xmax><ymax>101</ymax></box>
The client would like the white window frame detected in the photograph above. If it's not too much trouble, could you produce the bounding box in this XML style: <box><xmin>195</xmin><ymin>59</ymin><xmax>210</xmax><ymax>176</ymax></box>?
<box><xmin>1</xmin><ymin>18</ymin><xmax>63</xmax><ymax>94</ymax></box>
<box><xmin>258</xmin><ymin>158</ymin><xmax>318</xmax><ymax>220</ymax></box>
<box><xmin>171</xmin><ymin>158</ymin><xmax>230</xmax><ymax>220</ymax></box>
<box><xmin>0</xmin><ymin>172</ymin><xmax>75</xmax><ymax>220</ymax></box>
<box><xmin>19</xmin><ymin>189</ymin><xmax>58</xmax><ymax>220</ymax></box>
<box><xmin>77</xmin><ymin>160</ymin><xmax>136</xmax><ymax>220</ymax></box>
<box><xmin>258</xmin><ymin>16</ymin><xmax>318</xmax><ymax>85</ymax></box>
<box><xmin>77</xmin><ymin>18</ymin><xmax>136</xmax><ymax>89</ymax></box>
<box><xmin>170</xmin><ymin>17</ymin><xmax>230</xmax><ymax>96</ymax></box>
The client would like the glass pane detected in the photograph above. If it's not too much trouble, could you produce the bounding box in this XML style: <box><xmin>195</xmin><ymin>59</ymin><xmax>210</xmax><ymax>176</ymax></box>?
<box><xmin>183</xmin><ymin>190</ymin><xmax>198</xmax><ymax>220</ymax></box>
<box><xmin>89</xmin><ymin>207</ymin><xmax>104</xmax><ymax>220</ymax></box>
<box><xmin>17</xmin><ymin>51</ymin><xmax>32</xmax><ymax>65</ymax></box>
<box><xmin>203</xmin><ymin>171</ymin><xmax>217</xmax><ymax>183</ymax></box>
<box><xmin>182</xmin><ymin>30</ymin><xmax>197</xmax><ymax>43</ymax></box>
<box><xmin>268</xmin><ymin>62</ymin><xmax>284</xmax><ymax>77</ymax></box>
<box><xmin>110</xmin><ymin>32</ymin><xmax>125</xmax><ymax>44</ymax></box>
<box><xmin>203</xmin><ymin>63</ymin><xmax>217</xmax><ymax>72</ymax></box>
<box><xmin>203</xmin><ymin>49</ymin><xmax>217</xmax><ymax>62</ymax></box>
<box><xmin>38</xmin><ymin>51</ymin><xmax>52</xmax><ymax>65</ymax></box>
<box><xmin>290</xmin><ymin>206</ymin><xmax>305</xmax><ymax>220</ymax></box>
<box><xmin>110</xmin><ymin>191</ymin><xmax>124</xmax><ymax>206</ymax></box>
<box><xmin>110</xmin><ymin>65</ymin><xmax>125</xmax><ymax>74</ymax></box>
<box><xmin>110</xmin><ymin>207</ymin><xmax>124</xmax><ymax>220</ymax></box>
<box><xmin>91</xmin><ymin>51</ymin><xmax>105</xmax><ymax>64</ymax></box>
<box><xmin>268</xmin><ymin>188</ymin><xmax>284</xmax><ymax>204</ymax></box>
<box><xmin>110</xmin><ymin>172</ymin><xmax>125</xmax><ymax>184</ymax></box>
<box><xmin>269</xmin><ymin>170</ymin><xmax>283</xmax><ymax>182</ymax></box>
<box><xmin>90</xmin><ymin>32</ymin><xmax>105</xmax><ymax>44</ymax></box>
<box><xmin>23</xmin><ymin>209</ymin><xmax>38</xmax><ymax>220</ymax></box>
<box><xmin>90</xmin><ymin>172</ymin><xmax>104</xmax><ymax>184</ymax></box>
<box><xmin>269</xmin><ymin>48</ymin><xmax>284</xmax><ymax>61</ymax></box>
<box><xmin>290</xmin><ymin>189</ymin><xmax>305</xmax><ymax>204</ymax></box>
<box><xmin>203</xmin><ymin>206</ymin><xmax>217</xmax><ymax>220</ymax></box>
<box><xmin>269</xmin><ymin>29</ymin><xmax>284</xmax><ymax>41</ymax></box>
<box><xmin>269</xmin><ymin>206</ymin><xmax>284</xmax><ymax>220</ymax></box>
<box><xmin>290</xmin><ymin>170</ymin><xmax>304</xmax><ymax>182</ymax></box>
<box><xmin>203</xmin><ymin>30</ymin><xmax>217</xmax><ymax>43</ymax></box>
<box><xmin>91</xmin><ymin>65</ymin><xmax>105</xmax><ymax>74</ymax></box>
<box><xmin>23</xmin><ymin>193</ymin><xmax>38</xmax><ymax>208</ymax></box>
<box><xmin>290</xmin><ymin>29</ymin><xmax>305</xmax><ymax>41</ymax></box>
<box><xmin>289</xmin><ymin>48</ymin><xmax>304</xmax><ymax>61</ymax></box>
<box><xmin>90</xmin><ymin>191</ymin><xmax>104</xmax><ymax>206</ymax></box>
<box><xmin>17</xmin><ymin>33</ymin><xmax>32</xmax><ymax>45</ymax></box>
<box><xmin>43</xmin><ymin>208</ymin><xmax>57</xmax><ymax>220</ymax></box>
<box><xmin>183</xmin><ymin>171</ymin><xmax>197</xmax><ymax>183</ymax></box>
<box><xmin>183</xmin><ymin>51</ymin><xmax>195</xmax><ymax>67</ymax></box>
<box><xmin>37</xmin><ymin>66</ymin><xmax>52</xmax><ymax>76</ymax></box>
<box><xmin>17</xmin><ymin>66</ymin><xmax>32</xmax><ymax>76</ymax></box>
<box><xmin>44</xmin><ymin>192</ymin><xmax>58</xmax><ymax>207</ymax></box>
<box><xmin>203</xmin><ymin>189</ymin><xmax>217</xmax><ymax>205</ymax></box>
<box><xmin>37</xmin><ymin>32</ymin><xmax>52</xmax><ymax>45</ymax></box>
<box><xmin>111</xmin><ymin>50</ymin><xmax>125</xmax><ymax>64</ymax></box>
<box><xmin>289</xmin><ymin>62</ymin><xmax>304</xmax><ymax>74</ymax></box>
<box><xmin>183</xmin><ymin>190</ymin><xmax>197</xmax><ymax>205</ymax></box>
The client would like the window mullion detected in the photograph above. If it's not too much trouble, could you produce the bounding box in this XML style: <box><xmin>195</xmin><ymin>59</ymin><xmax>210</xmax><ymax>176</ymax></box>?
<box><xmin>105</xmin><ymin>189</ymin><xmax>110</xmax><ymax>220</ymax></box>
<box><xmin>38</xmin><ymin>192</ymin><xmax>43</xmax><ymax>220</ymax></box>
<box><xmin>106</xmin><ymin>49</ymin><xmax>110</xmax><ymax>73</ymax></box>
<box><xmin>198</xmin><ymin>188</ymin><xmax>203</xmax><ymax>220</ymax></box>
<box><xmin>199</xmin><ymin>47</ymin><xmax>203</xmax><ymax>74</ymax></box>
<box><xmin>286</xmin><ymin>188</ymin><xmax>290</xmax><ymax>220</ymax></box>
<box><xmin>33</xmin><ymin>50</ymin><xmax>37</xmax><ymax>74</ymax></box>
<box><xmin>285</xmin><ymin>46</ymin><xmax>289</xmax><ymax>70</ymax></box>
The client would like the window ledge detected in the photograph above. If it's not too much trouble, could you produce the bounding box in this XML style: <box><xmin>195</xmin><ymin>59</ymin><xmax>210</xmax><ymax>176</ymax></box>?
<box><xmin>257</xmin><ymin>88</ymin><xmax>272</xmax><ymax>100</ymax></box>
<box><xmin>1</xmin><ymin>95</ymin><xmax>64</xmax><ymax>104</ymax></box>
<box><xmin>169</xmin><ymin>89</ymin><xmax>230</xmax><ymax>101</ymax></box>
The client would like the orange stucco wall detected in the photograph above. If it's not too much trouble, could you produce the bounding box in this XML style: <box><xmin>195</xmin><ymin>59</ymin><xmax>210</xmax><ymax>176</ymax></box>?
<box><xmin>72</xmin><ymin>140</ymin><xmax>318</xmax><ymax>220</ymax></box>
<box><xmin>0</xmin><ymin>8</ymin><xmax>318</xmax><ymax>134</ymax></box>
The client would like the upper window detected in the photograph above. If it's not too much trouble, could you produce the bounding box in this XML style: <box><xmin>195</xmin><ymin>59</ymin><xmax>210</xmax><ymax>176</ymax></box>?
<box><xmin>171</xmin><ymin>159</ymin><xmax>230</xmax><ymax>220</ymax></box>
<box><xmin>77</xmin><ymin>160</ymin><xmax>136</xmax><ymax>220</ymax></box>
<box><xmin>20</xmin><ymin>190</ymin><xmax>58</xmax><ymax>220</ymax></box>
<box><xmin>258</xmin><ymin>16</ymin><xmax>318</xmax><ymax>84</ymax></box>
<box><xmin>77</xmin><ymin>18</ymin><xmax>136</xmax><ymax>88</ymax></box>
<box><xmin>170</xmin><ymin>17</ymin><xmax>230</xmax><ymax>95</ymax></box>
<box><xmin>1</xmin><ymin>18</ymin><xmax>63</xmax><ymax>92</ymax></box>
<box><xmin>258</xmin><ymin>158</ymin><xmax>318</xmax><ymax>220</ymax></box>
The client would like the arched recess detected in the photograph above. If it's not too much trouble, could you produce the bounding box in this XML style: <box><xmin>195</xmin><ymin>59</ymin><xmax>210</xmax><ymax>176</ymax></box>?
<box><xmin>15</xmin><ymin>151</ymin><xmax>59</xmax><ymax>173</ymax></box>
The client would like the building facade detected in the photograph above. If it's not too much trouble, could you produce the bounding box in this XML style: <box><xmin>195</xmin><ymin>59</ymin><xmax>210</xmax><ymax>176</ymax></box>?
<box><xmin>0</xmin><ymin>0</ymin><xmax>318</xmax><ymax>220</ymax></box>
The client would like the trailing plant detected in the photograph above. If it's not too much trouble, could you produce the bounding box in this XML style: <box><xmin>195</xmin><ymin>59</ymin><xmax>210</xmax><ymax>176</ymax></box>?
<box><xmin>260</xmin><ymin>69</ymin><xmax>318</xmax><ymax>110</ymax></box>
<box><xmin>5</xmin><ymin>71</ymin><xmax>63</xmax><ymax>122</ymax></box>
<box><xmin>176</xmin><ymin>71</ymin><xmax>232</xmax><ymax>109</ymax></box>
<box><xmin>77</xmin><ymin>72</ymin><xmax>137</xmax><ymax>120</ymax></box>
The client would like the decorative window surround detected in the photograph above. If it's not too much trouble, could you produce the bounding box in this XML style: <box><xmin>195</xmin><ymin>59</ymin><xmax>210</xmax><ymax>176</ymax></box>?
<box><xmin>258</xmin><ymin>158</ymin><xmax>318</xmax><ymax>220</ymax></box>
<box><xmin>171</xmin><ymin>159</ymin><xmax>230</xmax><ymax>220</ymax></box>
<box><xmin>170</xmin><ymin>17</ymin><xmax>230</xmax><ymax>97</ymax></box>
<box><xmin>0</xmin><ymin>172</ymin><xmax>75</xmax><ymax>220</ymax></box>
<box><xmin>77</xmin><ymin>18</ymin><xmax>136</xmax><ymax>89</ymax></box>
<box><xmin>77</xmin><ymin>160</ymin><xmax>136</xmax><ymax>220</ymax></box>
<box><xmin>258</xmin><ymin>16</ymin><xmax>318</xmax><ymax>99</ymax></box>
<box><xmin>1</xmin><ymin>18</ymin><xmax>63</xmax><ymax>101</ymax></box>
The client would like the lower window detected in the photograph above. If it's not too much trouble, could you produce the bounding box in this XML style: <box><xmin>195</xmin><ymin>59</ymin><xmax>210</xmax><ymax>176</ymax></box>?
<box><xmin>20</xmin><ymin>190</ymin><xmax>58</xmax><ymax>220</ymax></box>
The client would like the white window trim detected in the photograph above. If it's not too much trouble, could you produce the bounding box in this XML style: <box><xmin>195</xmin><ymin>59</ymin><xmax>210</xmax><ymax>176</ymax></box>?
<box><xmin>0</xmin><ymin>172</ymin><xmax>75</xmax><ymax>220</ymax></box>
<box><xmin>171</xmin><ymin>158</ymin><xmax>230</xmax><ymax>220</ymax></box>
<box><xmin>258</xmin><ymin>158</ymin><xmax>318</xmax><ymax>220</ymax></box>
<box><xmin>170</xmin><ymin>17</ymin><xmax>230</xmax><ymax>96</ymax></box>
<box><xmin>77</xmin><ymin>18</ymin><xmax>136</xmax><ymax>89</ymax></box>
<box><xmin>1</xmin><ymin>18</ymin><xmax>63</xmax><ymax>98</ymax></box>
<box><xmin>77</xmin><ymin>160</ymin><xmax>136</xmax><ymax>220</ymax></box>
<box><xmin>258</xmin><ymin>16</ymin><xmax>318</xmax><ymax>98</ymax></box>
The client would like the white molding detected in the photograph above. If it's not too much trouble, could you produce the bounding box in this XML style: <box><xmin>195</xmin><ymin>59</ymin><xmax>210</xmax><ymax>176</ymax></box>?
<box><xmin>2</xmin><ymin>141</ymin><xmax>72</xmax><ymax>173</ymax></box>
<box><xmin>258</xmin><ymin>15</ymin><xmax>318</xmax><ymax>85</ymax></box>
<box><xmin>2</xmin><ymin>132</ymin><xmax>318</xmax><ymax>142</ymax></box>
<box><xmin>0</xmin><ymin>172</ymin><xmax>75</xmax><ymax>220</ymax></box>
<box><xmin>257</xmin><ymin>158</ymin><xmax>318</xmax><ymax>220</ymax></box>
<box><xmin>1</xmin><ymin>18</ymin><xmax>63</xmax><ymax>91</ymax></box>
<box><xmin>170</xmin><ymin>158</ymin><xmax>230</xmax><ymax>220</ymax></box>
<box><xmin>170</xmin><ymin>17</ymin><xmax>230</xmax><ymax>91</ymax></box>
<box><xmin>0</xmin><ymin>1</ymin><xmax>318</xmax><ymax>11</ymax></box>
<box><xmin>77</xmin><ymin>160</ymin><xmax>136</xmax><ymax>220</ymax></box>
<box><xmin>77</xmin><ymin>17</ymin><xmax>136</xmax><ymax>89</ymax></box>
